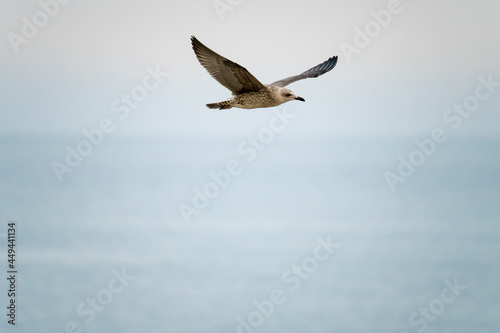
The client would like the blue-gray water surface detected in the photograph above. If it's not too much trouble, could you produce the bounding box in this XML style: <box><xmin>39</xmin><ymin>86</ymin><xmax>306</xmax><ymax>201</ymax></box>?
<box><xmin>1</xmin><ymin>135</ymin><xmax>499</xmax><ymax>332</ymax></box>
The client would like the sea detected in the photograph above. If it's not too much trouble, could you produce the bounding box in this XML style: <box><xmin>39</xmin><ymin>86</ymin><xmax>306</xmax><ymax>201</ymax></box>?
<box><xmin>0</xmin><ymin>134</ymin><xmax>499</xmax><ymax>333</ymax></box>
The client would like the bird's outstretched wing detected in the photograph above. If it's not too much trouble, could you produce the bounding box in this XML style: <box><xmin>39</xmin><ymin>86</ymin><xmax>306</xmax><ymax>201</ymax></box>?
<box><xmin>271</xmin><ymin>56</ymin><xmax>338</xmax><ymax>88</ymax></box>
<box><xmin>191</xmin><ymin>36</ymin><xmax>266</xmax><ymax>94</ymax></box>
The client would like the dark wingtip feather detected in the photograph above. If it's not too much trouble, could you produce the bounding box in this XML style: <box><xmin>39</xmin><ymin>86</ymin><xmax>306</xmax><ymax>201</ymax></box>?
<box><xmin>191</xmin><ymin>36</ymin><xmax>205</xmax><ymax>53</ymax></box>
<box><xmin>323</xmin><ymin>56</ymin><xmax>338</xmax><ymax>72</ymax></box>
<box><xmin>329</xmin><ymin>56</ymin><xmax>338</xmax><ymax>70</ymax></box>
<box><xmin>309</xmin><ymin>56</ymin><xmax>338</xmax><ymax>77</ymax></box>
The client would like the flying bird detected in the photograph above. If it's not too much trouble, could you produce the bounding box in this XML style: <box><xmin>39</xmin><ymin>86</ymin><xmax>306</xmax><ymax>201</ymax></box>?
<box><xmin>191</xmin><ymin>36</ymin><xmax>338</xmax><ymax>110</ymax></box>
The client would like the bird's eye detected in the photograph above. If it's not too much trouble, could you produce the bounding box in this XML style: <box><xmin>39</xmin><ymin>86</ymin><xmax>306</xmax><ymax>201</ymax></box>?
<box><xmin>285</xmin><ymin>93</ymin><xmax>291</xmax><ymax>97</ymax></box>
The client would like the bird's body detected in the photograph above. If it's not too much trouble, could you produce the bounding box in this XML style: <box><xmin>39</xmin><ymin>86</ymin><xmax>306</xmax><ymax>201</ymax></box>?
<box><xmin>191</xmin><ymin>36</ymin><xmax>337</xmax><ymax>110</ymax></box>
<box><xmin>207</xmin><ymin>85</ymin><xmax>293</xmax><ymax>110</ymax></box>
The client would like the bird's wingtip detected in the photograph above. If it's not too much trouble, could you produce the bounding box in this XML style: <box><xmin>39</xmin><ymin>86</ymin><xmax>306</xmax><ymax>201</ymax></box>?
<box><xmin>329</xmin><ymin>56</ymin><xmax>338</xmax><ymax>69</ymax></box>
<box><xmin>191</xmin><ymin>36</ymin><xmax>202</xmax><ymax>50</ymax></box>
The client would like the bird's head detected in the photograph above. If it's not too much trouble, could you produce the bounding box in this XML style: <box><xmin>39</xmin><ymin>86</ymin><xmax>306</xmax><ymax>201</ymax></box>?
<box><xmin>279</xmin><ymin>88</ymin><xmax>305</xmax><ymax>103</ymax></box>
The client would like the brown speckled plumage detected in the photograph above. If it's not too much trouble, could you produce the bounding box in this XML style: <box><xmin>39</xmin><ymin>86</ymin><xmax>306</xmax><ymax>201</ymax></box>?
<box><xmin>191</xmin><ymin>36</ymin><xmax>337</xmax><ymax>110</ymax></box>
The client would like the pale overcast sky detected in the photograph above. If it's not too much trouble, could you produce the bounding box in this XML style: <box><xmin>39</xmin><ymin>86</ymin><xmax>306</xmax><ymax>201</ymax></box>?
<box><xmin>1</xmin><ymin>0</ymin><xmax>499</xmax><ymax>138</ymax></box>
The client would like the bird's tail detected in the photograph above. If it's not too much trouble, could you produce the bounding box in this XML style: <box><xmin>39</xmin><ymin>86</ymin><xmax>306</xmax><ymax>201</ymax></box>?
<box><xmin>206</xmin><ymin>100</ymin><xmax>233</xmax><ymax>110</ymax></box>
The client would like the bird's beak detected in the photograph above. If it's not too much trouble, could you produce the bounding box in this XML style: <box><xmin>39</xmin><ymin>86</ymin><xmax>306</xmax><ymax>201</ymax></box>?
<box><xmin>295</xmin><ymin>96</ymin><xmax>305</xmax><ymax>102</ymax></box>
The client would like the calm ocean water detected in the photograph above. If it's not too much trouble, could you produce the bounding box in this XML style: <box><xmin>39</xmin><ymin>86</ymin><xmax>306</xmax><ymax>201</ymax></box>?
<box><xmin>1</xmin><ymin>135</ymin><xmax>499</xmax><ymax>332</ymax></box>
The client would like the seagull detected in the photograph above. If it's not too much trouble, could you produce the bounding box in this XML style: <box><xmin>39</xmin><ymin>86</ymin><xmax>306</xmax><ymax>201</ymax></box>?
<box><xmin>191</xmin><ymin>36</ymin><xmax>338</xmax><ymax>110</ymax></box>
